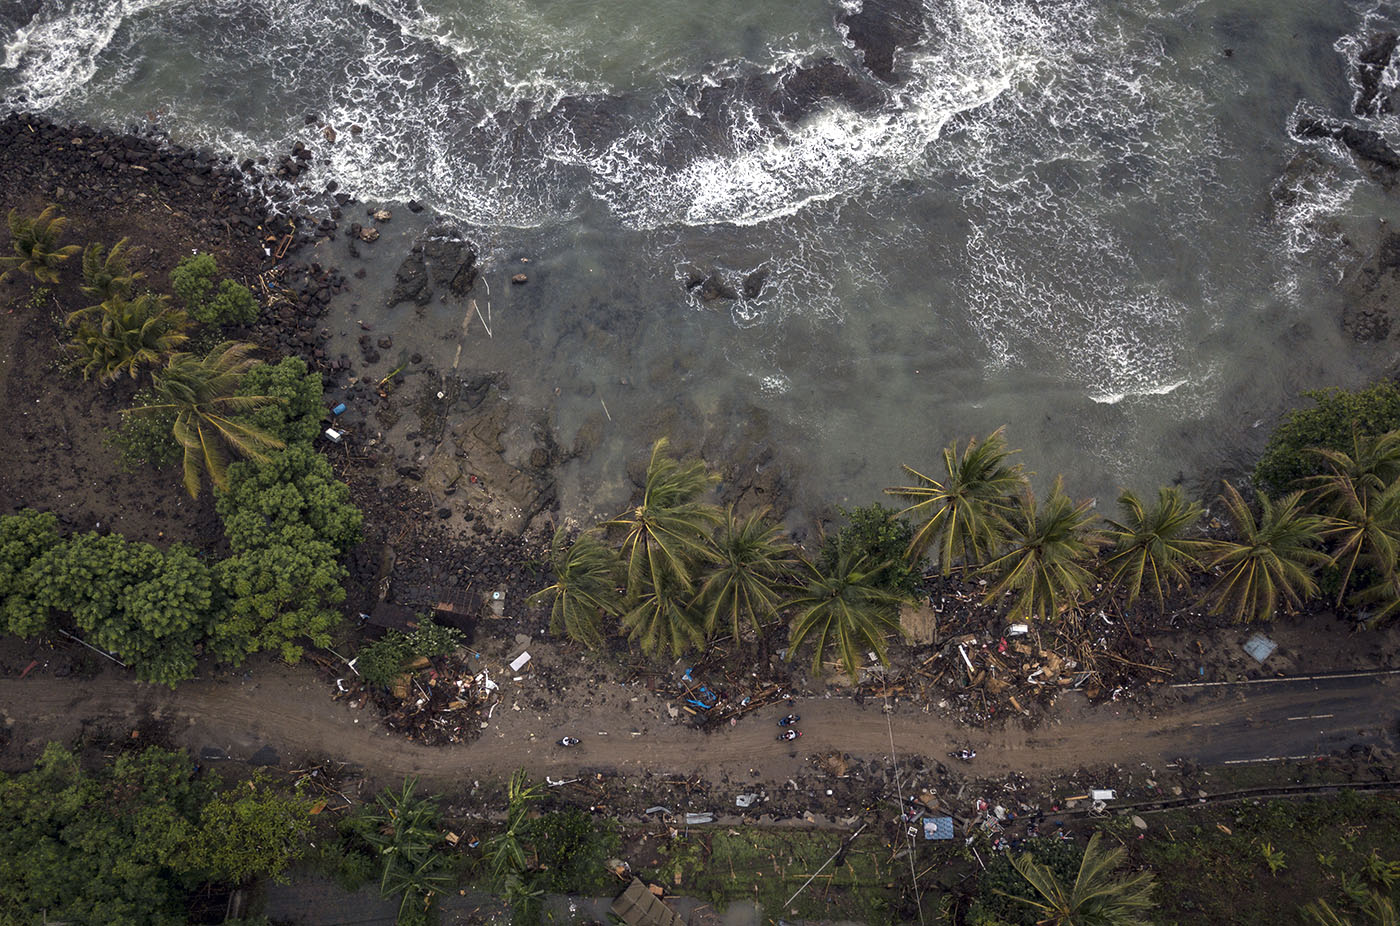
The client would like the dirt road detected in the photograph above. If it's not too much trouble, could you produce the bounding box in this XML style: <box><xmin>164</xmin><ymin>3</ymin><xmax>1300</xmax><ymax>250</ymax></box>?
<box><xmin>2</xmin><ymin>660</ymin><xmax>1394</xmax><ymax>791</ymax></box>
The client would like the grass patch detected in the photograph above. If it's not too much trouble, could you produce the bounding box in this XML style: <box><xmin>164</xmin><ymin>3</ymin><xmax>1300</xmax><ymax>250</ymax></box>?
<box><xmin>642</xmin><ymin>828</ymin><xmax>902</xmax><ymax>923</ymax></box>
<box><xmin>1106</xmin><ymin>791</ymin><xmax>1400</xmax><ymax>924</ymax></box>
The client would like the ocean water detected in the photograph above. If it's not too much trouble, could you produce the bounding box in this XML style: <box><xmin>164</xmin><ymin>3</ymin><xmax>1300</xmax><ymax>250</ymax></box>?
<box><xmin>4</xmin><ymin>0</ymin><xmax>1398</xmax><ymax>519</ymax></box>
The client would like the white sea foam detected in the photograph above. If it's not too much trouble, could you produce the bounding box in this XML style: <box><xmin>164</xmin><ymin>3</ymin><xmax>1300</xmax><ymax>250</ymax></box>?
<box><xmin>2</xmin><ymin>0</ymin><xmax>176</xmax><ymax>110</ymax></box>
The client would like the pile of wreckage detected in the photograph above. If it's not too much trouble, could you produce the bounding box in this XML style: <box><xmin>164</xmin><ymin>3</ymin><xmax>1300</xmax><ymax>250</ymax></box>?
<box><xmin>639</xmin><ymin>663</ymin><xmax>797</xmax><ymax>730</ymax></box>
<box><xmin>320</xmin><ymin>650</ymin><xmax>503</xmax><ymax>746</ymax></box>
<box><xmin>854</xmin><ymin>597</ymin><xmax>1171</xmax><ymax>722</ymax></box>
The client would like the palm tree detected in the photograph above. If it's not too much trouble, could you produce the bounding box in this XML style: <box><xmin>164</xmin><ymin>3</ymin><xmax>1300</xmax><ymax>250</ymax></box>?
<box><xmin>1200</xmin><ymin>483</ymin><xmax>1328</xmax><ymax>623</ymax></box>
<box><xmin>1311</xmin><ymin>468</ymin><xmax>1400</xmax><ymax>612</ymax></box>
<box><xmin>0</xmin><ymin>205</ymin><xmax>80</xmax><ymax>284</ymax></box>
<box><xmin>885</xmin><ymin>427</ymin><xmax>1028</xmax><ymax>575</ymax></box>
<box><xmin>1101</xmin><ymin>487</ymin><xmax>1209</xmax><ymax>611</ymax></box>
<box><xmin>1000</xmin><ymin>833</ymin><xmax>1156</xmax><ymax>926</ymax></box>
<box><xmin>696</xmin><ymin>506</ymin><xmax>795</xmax><ymax>641</ymax></box>
<box><xmin>1307</xmin><ymin>430</ymin><xmax>1400</xmax><ymax>507</ymax></box>
<box><xmin>607</xmin><ymin>437</ymin><xmax>721</xmax><ymax>598</ymax></box>
<box><xmin>66</xmin><ymin>293</ymin><xmax>189</xmax><ymax>382</ymax></box>
<box><xmin>355</xmin><ymin>778</ymin><xmax>451</xmax><ymax>923</ymax></box>
<box><xmin>621</xmin><ymin>578</ymin><xmax>707</xmax><ymax>658</ymax></box>
<box><xmin>527</xmin><ymin>528</ymin><xmax>623</xmax><ymax>650</ymax></box>
<box><xmin>1301</xmin><ymin>892</ymin><xmax>1397</xmax><ymax>926</ymax></box>
<box><xmin>786</xmin><ymin>548</ymin><xmax>907</xmax><ymax>682</ymax></box>
<box><xmin>483</xmin><ymin>769</ymin><xmax>541</xmax><ymax>888</ymax></box>
<box><xmin>129</xmin><ymin>341</ymin><xmax>283</xmax><ymax>497</ymax></box>
<box><xmin>79</xmin><ymin>237</ymin><xmax>143</xmax><ymax>304</ymax></box>
<box><xmin>982</xmin><ymin>477</ymin><xmax>1102</xmax><ymax>621</ymax></box>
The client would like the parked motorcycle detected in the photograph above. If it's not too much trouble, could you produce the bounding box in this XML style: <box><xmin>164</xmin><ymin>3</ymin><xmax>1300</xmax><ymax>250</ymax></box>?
<box><xmin>778</xmin><ymin>730</ymin><xmax>802</xmax><ymax>742</ymax></box>
<box><xmin>777</xmin><ymin>713</ymin><xmax>800</xmax><ymax>727</ymax></box>
<box><xmin>559</xmin><ymin>736</ymin><xmax>580</xmax><ymax>747</ymax></box>
<box><xmin>950</xmin><ymin>749</ymin><xmax>976</xmax><ymax>760</ymax></box>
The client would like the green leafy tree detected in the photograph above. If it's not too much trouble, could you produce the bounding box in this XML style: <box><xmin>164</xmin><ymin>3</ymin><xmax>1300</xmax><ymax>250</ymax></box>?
<box><xmin>885</xmin><ymin>427</ymin><xmax>1028</xmax><ymax>575</ymax></box>
<box><xmin>0</xmin><ymin>509</ymin><xmax>61</xmax><ymax>636</ymax></box>
<box><xmin>236</xmin><ymin>356</ymin><xmax>327</xmax><ymax>445</ymax></box>
<box><xmin>697</xmin><ymin>506</ymin><xmax>795</xmax><ymax>641</ymax></box>
<box><xmin>786</xmin><ymin>549</ymin><xmax>907</xmax><ymax>682</ymax></box>
<box><xmin>818</xmin><ymin>503</ymin><xmax>920</xmax><ymax>598</ymax></box>
<box><xmin>1255</xmin><ymin>383</ymin><xmax>1400</xmax><ymax>494</ymax></box>
<box><xmin>107</xmin><ymin>385</ymin><xmax>181</xmax><ymax>470</ymax></box>
<box><xmin>609</xmin><ymin>437</ymin><xmax>720</xmax><ymax>595</ymax></box>
<box><xmin>214</xmin><ymin>442</ymin><xmax>362</xmax><ymax>663</ymax></box>
<box><xmin>23</xmin><ymin>532</ymin><xmax>214</xmax><ymax>685</ymax></box>
<box><xmin>188</xmin><ymin>783</ymin><xmax>312</xmax><ymax>884</ymax></box>
<box><xmin>982</xmin><ymin>477</ymin><xmax>1102</xmax><ymax>621</ymax></box>
<box><xmin>1200</xmin><ymin>483</ymin><xmax>1329</xmax><ymax>623</ymax></box>
<box><xmin>1100</xmin><ymin>487</ymin><xmax>1209</xmax><ymax>611</ymax></box>
<box><xmin>80</xmin><ymin>237</ymin><xmax>143</xmax><ymax>303</ymax></box>
<box><xmin>528</xmin><ymin>528</ymin><xmax>623</xmax><ymax>650</ymax></box>
<box><xmin>67</xmin><ymin>292</ymin><xmax>190</xmax><ymax>382</ymax></box>
<box><xmin>171</xmin><ymin>252</ymin><xmax>259</xmax><ymax>326</ymax></box>
<box><xmin>131</xmin><ymin>341</ymin><xmax>284</xmax><ymax>497</ymax></box>
<box><xmin>170</xmin><ymin>252</ymin><xmax>216</xmax><ymax>310</ymax></box>
<box><xmin>0</xmin><ymin>204</ymin><xmax>80</xmax><ymax>284</ymax></box>
<box><xmin>527</xmin><ymin>809</ymin><xmax>621</xmax><ymax>895</ymax></box>
<box><xmin>0</xmin><ymin>744</ymin><xmax>203</xmax><ymax>925</ymax></box>
<box><xmin>999</xmin><ymin>833</ymin><xmax>1156</xmax><ymax>925</ymax></box>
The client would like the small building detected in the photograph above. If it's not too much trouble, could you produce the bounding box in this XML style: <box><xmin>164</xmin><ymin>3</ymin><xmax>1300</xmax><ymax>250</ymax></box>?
<box><xmin>610</xmin><ymin>878</ymin><xmax>687</xmax><ymax>926</ymax></box>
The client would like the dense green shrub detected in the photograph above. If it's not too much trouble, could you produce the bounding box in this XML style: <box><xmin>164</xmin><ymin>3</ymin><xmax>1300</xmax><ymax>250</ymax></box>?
<box><xmin>22</xmin><ymin>532</ymin><xmax>214</xmax><ymax>686</ymax></box>
<box><xmin>964</xmin><ymin>837</ymin><xmax>1086</xmax><ymax>926</ymax></box>
<box><xmin>0</xmin><ymin>744</ymin><xmax>311</xmax><ymax>925</ymax></box>
<box><xmin>237</xmin><ymin>356</ymin><xmax>326</xmax><ymax>445</ymax></box>
<box><xmin>356</xmin><ymin>619</ymin><xmax>463</xmax><ymax>687</ymax></box>
<box><xmin>171</xmin><ymin>253</ymin><xmax>259</xmax><ymax>327</ymax></box>
<box><xmin>1255</xmin><ymin>382</ymin><xmax>1400</xmax><ymax>493</ymax></box>
<box><xmin>0</xmin><ymin>510</ymin><xmax>62</xmax><ymax>636</ymax></box>
<box><xmin>818</xmin><ymin>503</ymin><xmax>921</xmax><ymax>597</ymax></box>
<box><xmin>528</xmin><ymin>809</ymin><xmax>621</xmax><ymax>895</ymax></box>
<box><xmin>107</xmin><ymin>386</ymin><xmax>182</xmax><ymax>469</ymax></box>
<box><xmin>187</xmin><ymin>784</ymin><xmax>313</xmax><ymax>884</ymax></box>
<box><xmin>170</xmin><ymin>252</ymin><xmax>216</xmax><ymax>309</ymax></box>
<box><xmin>214</xmin><ymin>443</ymin><xmax>362</xmax><ymax>663</ymax></box>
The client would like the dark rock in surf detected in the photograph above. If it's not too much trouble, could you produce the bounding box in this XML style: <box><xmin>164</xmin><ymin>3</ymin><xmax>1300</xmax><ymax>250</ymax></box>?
<box><xmin>836</xmin><ymin>0</ymin><xmax>925</xmax><ymax>83</ymax></box>
<box><xmin>388</xmin><ymin>248</ymin><xmax>432</xmax><ymax>307</ymax></box>
<box><xmin>1354</xmin><ymin>33</ymin><xmax>1399</xmax><ymax>116</ymax></box>
<box><xmin>742</xmin><ymin>268</ymin><xmax>768</xmax><ymax>299</ymax></box>
<box><xmin>1295</xmin><ymin>116</ymin><xmax>1400</xmax><ymax>170</ymax></box>
<box><xmin>699</xmin><ymin>273</ymin><xmax>739</xmax><ymax>302</ymax></box>
<box><xmin>777</xmin><ymin>59</ymin><xmax>885</xmax><ymax>122</ymax></box>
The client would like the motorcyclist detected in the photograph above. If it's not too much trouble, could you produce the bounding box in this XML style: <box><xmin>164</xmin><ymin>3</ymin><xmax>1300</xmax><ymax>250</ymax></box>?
<box><xmin>778</xmin><ymin>729</ymin><xmax>801</xmax><ymax>742</ymax></box>
<box><xmin>953</xmin><ymin>748</ymin><xmax>976</xmax><ymax>760</ymax></box>
<box><xmin>778</xmin><ymin>713</ymin><xmax>800</xmax><ymax>727</ymax></box>
<box><xmin>559</xmin><ymin>736</ymin><xmax>580</xmax><ymax>747</ymax></box>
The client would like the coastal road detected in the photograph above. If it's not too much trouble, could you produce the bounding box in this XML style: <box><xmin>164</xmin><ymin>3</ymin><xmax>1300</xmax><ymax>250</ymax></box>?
<box><xmin>0</xmin><ymin>663</ymin><xmax>1395</xmax><ymax>786</ymax></box>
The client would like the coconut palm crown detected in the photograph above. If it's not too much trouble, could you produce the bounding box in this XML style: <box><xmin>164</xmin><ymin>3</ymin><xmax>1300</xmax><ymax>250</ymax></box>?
<box><xmin>981</xmin><ymin>476</ymin><xmax>1102</xmax><ymax>621</ymax></box>
<box><xmin>129</xmin><ymin>341</ymin><xmax>283</xmax><ymax>498</ymax></box>
<box><xmin>1200</xmin><ymin>483</ymin><xmax>1328</xmax><ymax>623</ymax></box>
<box><xmin>1101</xmin><ymin>486</ymin><xmax>1209</xmax><ymax>611</ymax></box>
<box><xmin>886</xmin><ymin>427</ymin><xmax>1028</xmax><ymax>575</ymax></box>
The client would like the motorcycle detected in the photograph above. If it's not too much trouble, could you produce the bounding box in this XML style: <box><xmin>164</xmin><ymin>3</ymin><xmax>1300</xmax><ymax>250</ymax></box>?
<box><xmin>777</xmin><ymin>730</ymin><xmax>802</xmax><ymax>742</ymax></box>
<box><xmin>559</xmin><ymin>736</ymin><xmax>580</xmax><ymax>747</ymax></box>
<box><xmin>950</xmin><ymin>749</ymin><xmax>976</xmax><ymax>760</ymax></box>
<box><xmin>777</xmin><ymin>713</ymin><xmax>800</xmax><ymax>727</ymax></box>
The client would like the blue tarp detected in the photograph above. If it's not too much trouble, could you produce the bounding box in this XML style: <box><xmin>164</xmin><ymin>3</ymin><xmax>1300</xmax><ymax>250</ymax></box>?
<box><xmin>924</xmin><ymin>817</ymin><xmax>955</xmax><ymax>840</ymax></box>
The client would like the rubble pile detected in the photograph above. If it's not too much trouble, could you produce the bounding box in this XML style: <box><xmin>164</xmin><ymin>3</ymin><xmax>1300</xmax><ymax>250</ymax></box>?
<box><xmin>333</xmin><ymin>653</ymin><xmax>501</xmax><ymax>745</ymax></box>
<box><xmin>858</xmin><ymin>600</ymin><xmax>1172</xmax><ymax>723</ymax></box>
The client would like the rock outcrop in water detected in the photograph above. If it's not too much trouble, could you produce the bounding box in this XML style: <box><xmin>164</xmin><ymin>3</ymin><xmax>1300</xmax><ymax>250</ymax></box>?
<box><xmin>836</xmin><ymin>0</ymin><xmax>926</xmax><ymax>83</ymax></box>
<box><xmin>1354</xmin><ymin>32</ymin><xmax>1399</xmax><ymax>117</ymax></box>
<box><xmin>1295</xmin><ymin>116</ymin><xmax>1400</xmax><ymax>171</ymax></box>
